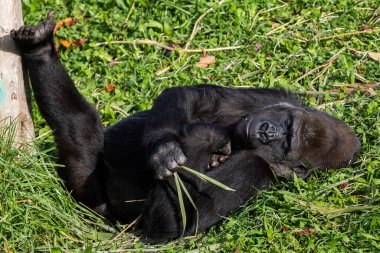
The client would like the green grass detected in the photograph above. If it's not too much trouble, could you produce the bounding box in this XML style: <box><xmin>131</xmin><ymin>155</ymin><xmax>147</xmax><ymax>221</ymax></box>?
<box><xmin>1</xmin><ymin>0</ymin><xmax>379</xmax><ymax>251</ymax></box>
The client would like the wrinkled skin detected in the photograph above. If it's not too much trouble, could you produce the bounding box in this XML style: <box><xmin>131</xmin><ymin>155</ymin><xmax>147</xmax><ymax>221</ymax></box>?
<box><xmin>237</xmin><ymin>103</ymin><xmax>360</xmax><ymax>178</ymax></box>
<box><xmin>11</xmin><ymin>12</ymin><xmax>360</xmax><ymax>242</ymax></box>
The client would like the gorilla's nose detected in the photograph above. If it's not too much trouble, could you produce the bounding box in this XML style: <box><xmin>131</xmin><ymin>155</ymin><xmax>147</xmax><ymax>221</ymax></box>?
<box><xmin>257</xmin><ymin>121</ymin><xmax>283</xmax><ymax>143</ymax></box>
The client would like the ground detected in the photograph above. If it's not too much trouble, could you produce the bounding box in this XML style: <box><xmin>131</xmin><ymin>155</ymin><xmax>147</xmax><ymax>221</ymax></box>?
<box><xmin>0</xmin><ymin>0</ymin><xmax>379</xmax><ymax>251</ymax></box>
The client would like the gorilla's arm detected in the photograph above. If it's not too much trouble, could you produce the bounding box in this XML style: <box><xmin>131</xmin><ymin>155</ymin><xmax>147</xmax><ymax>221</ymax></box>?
<box><xmin>11</xmin><ymin>13</ymin><xmax>110</xmax><ymax>216</ymax></box>
<box><xmin>144</xmin><ymin>85</ymin><xmax>300</xmax><ymax>178</ymax></box>
<box><xmin>140</xmin><ymin>150</ymin><xmax>274</xmax><ymax>242</ymax></box>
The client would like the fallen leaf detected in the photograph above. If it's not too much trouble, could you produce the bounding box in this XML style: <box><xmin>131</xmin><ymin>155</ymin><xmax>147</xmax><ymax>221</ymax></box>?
<box><xmin>360</xmin><ymin>25</ymin><xmax>372</xmax><ymax>31</ymax></box>
<box><xmin>368</xmin><ymin>52</ymin><xmax>380</xmax><ymax>61</ymax></box>
<box><xmin>195</xmin><ymin>62</ymin><xmax>209</xmax><ymax>68</ymax></box>
<box><xmin>350</xmin><ymin>49</ymin><xmax>360</xmax><ymax>55</ymax></box>
<box><xmin>105</xmin><ymin>83</ymin><xmax>116</xmax><ymax>92</ymax></box>
<box><xmin>282</xmin><ymin>227</ymin><xmax>290</xmax><ymax>232</ymax></box>
<box><xmin>195</xmin><ymin>55</ymin><xmax>216</xmax><ymax>68</ymax></box>
<box><xmin>366</xmin><ymin>87</ymin><xmax>376</xmax><ymax>96</ymax></box>
<box><xmin>299</xmin><ymin>228</ymin><xmax>316</xmax><ymax>235</ymax></box>
<box><xmin>233</xmin><ymin>242</ymin><xmax>241</xmax><ymax>253</ymax></box>
<box><xmin>72</xmin><ymin>38</ymin><xmax>88</xmax><ymax>48</ymax></box>
<box><xmin>198</xmin><ymin>55</ymin><xmax>216</xmax><ymax>65</ymax></box>
<box><xmin>60</xmin><ymin>40</ymin><xmax>71</xmax><ymax>48</ymax></box>
<box><xmin>54</xmin><ymin>17</ymin><xmax>80</xmax><ymax>34</ymax></box>
<box><xmin>340</xmin><ymin>181</ymin><xmax>349</xmax><ymax>190</ymax></box>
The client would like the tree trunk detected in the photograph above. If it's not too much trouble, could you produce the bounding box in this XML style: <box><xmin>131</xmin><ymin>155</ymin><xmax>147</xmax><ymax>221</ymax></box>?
<box><xmin>0</xmin><ymin>1</ymin><xmax>34</xmax><ymax>146</ymax></box>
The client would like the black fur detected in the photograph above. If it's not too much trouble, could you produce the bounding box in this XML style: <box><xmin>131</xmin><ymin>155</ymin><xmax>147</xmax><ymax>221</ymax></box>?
<box><xmin>11</xmin><ymin>13</ymin><xmax>360</xmax><ymax>242</ymax></box>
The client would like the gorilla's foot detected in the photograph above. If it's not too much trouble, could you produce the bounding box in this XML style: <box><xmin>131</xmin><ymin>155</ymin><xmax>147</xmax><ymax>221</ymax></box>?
<box><xmin>11</xmin><ymin>11</ymin><xmax>55</xmax><ymax>51</ymax></box>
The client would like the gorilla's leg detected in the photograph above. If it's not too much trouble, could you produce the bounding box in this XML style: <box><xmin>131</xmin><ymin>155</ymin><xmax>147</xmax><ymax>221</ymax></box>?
<box><xmin>139</xmin><ymin>149</ymin><xmax>274</xmax><ymax>242</ymax></box>
<box><xmin>102</xmin><ymin>111</ymin><xmax>156</xmax><ymax>223</ymax></box>
<box><xmin>11</xmin><ymin>13</ymin><xmax>110</xmax><ymax>216</ymax></box>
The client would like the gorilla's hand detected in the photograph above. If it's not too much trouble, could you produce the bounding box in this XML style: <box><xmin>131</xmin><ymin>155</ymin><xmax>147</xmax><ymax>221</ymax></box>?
<box><xmin>148</xmin><ymin>139</ymin><xmax>187</xmax><ymax>180</ymax></box>
<box><xmin>179</xmin><ymin>122</ymin><xmax>231</xmax><ymax>170</ymax></box>
<box><xmin>11</xmin><ymin>11</ymin><xmax>55</xmax><ymax>51</ymax></box>
<box><xmin>208</xmin><ymin>142</ymin><xmax>231</xmax><ymax>168</ymax></box>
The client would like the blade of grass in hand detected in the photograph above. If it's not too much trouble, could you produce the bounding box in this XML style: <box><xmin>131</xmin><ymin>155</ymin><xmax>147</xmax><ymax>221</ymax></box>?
<box><xmin>181</xmin><ymin>166</ymin><xmax>235</xmax><ymax>191</ymax></box>
<box><xmin>174</xmin><ymin>172</ymin><xmax>186</xmax><ymax>237</ymax></box>
<box><xmin>176</xmin><ymin>174</ymin><xmax>199</xmax><ymax>235</ymax></box>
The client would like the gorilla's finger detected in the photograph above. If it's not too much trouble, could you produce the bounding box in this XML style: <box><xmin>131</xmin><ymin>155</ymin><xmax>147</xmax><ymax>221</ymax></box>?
<box><xmin>46</xmin><ymin>11</ymin><xmax>55</xmax><ymax>24</ymax></box>
<box><xmin>175</xmin><ymin>154</ymin><xmax>187</xmax><ymax>166</ymax></box>
<box><xmin>218</xmin><ymin>155</ymin><xmax>229</xmax><ymax>163</ymax></box>
<box><xmin>167</xmin><ymin>160</ymin><xmax>180</xmax><ymax>172</ymax></box>
<box><xmin>10</xmin><ymin>29</ymin><xmax>16</xmax><ymax>38</ymax></box>
<box><xmin>209</xmin><ymin>154</ymin><xmax>220</xmax><ymax>168</ymax></box>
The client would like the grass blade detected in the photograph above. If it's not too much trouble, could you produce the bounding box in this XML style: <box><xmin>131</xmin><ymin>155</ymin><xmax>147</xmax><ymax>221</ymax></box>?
<box><xmin>181</xmin><ymin>166</ymin><xmax>235</xmax><ymax>191</ymax></box>
<box><xmin>174</xmin><ymin>173</ymin><xmax>186</xmax><ymax>237</ymax></box>
<box><xmin>176</xmin><ymin>174</ymin><xmax>199</xmax><ymax>235</ymax></box>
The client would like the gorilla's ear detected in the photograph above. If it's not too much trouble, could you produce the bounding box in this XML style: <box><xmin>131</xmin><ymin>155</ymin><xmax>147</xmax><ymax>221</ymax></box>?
<box><xmin>269</xmin><ymin>163</ymin><xmax>311</xmax><ymax>180</ymax></box>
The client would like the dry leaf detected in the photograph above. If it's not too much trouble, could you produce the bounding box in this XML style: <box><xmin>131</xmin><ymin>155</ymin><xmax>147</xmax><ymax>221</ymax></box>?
<box><xmin>350</xmin><ymin>49</ymin><xmax>360</xmax><ymax>55</ymax></box>
<box><xmin>199</xmin><ymin>55</ymin><xmax>216</xmax><ymax>65</ymax></box>
<box><xmin>367</xmin><ymin>87</ymin><xmax>376</xmax><ymax>96</ymax></box>
<box><xmin>340</xmin><ymin>181</ymin><xmax>349</xmax><ymax>190</ymax></box>
<box><xmin>72</xmin><ymin>38</ymin><xmax>88</xmax><ymax>48</ymax></box>
<box><xmin>105</xmin><ymin>83</ymin><xmax>116</xmax><ymax>92</ymax></box>
<box><xmin>195</xmin><ymin>62</ymin><xmax>208</xmax><ymax>68</ymax></box>
<box><xmin>60</xmin><ymin>40</ymin><xmax>71</xmax><ymax>48</ymax></box>
<box><xmin>54</xmin><ymin>17</ymin><xmax>80</xmax><ymax>34</ymax></box>
<box><xmin>233</xmin><ymin>242</ymin><xmax>241</xmax><ymax>253</ymax></box>
<box><xmin>368</xmin><ymin>52</ymin><xmax>380</xmax><ymax>61</ymax></box>
<box><xmin>360</xmin><ymin>25</ymin><xmax>372</xmax><ymax>31</ymax></box>
<box><xmin>299</xmin><ymin>228</ymin><xmax>316</xmax><ymax>235</ymax></box>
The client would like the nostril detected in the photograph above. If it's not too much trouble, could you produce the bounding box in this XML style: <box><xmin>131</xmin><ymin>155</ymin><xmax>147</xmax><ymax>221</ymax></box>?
<box><xmin>258</xmin><ymin>132</ymin><xmax>269</xmax><ymax>144</ymax></box>
<box><xmin>259</xmin><ymin>122</ymin><xmax>268</xmax><ymax>131</ymax></box>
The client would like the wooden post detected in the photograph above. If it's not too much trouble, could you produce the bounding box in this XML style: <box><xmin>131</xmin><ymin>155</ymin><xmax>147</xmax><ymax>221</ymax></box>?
<box><xmin>0</xmin><ymin>0</ymin><xmax>35</xmax><ymax>145</ymax></box>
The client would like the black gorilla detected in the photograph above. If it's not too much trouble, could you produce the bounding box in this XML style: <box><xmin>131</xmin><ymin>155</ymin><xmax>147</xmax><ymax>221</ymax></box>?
<box><xmin>11</xmin><ymin>13</ymin><xmax>360</xmax><ymax>242</ymax></box>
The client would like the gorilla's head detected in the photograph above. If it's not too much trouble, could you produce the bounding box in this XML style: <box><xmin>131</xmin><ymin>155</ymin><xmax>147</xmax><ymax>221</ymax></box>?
<box><xmin>241</xmin><ymin>103</ymin><xmax>360</xmax><ymax>178</ymax></box>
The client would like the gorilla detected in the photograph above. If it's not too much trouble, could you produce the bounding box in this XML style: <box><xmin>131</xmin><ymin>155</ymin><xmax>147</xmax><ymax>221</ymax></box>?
<box><xmin>11</xmin><ymin>13</ymin><xmax>360</xmax><ymax>242</ymax></box>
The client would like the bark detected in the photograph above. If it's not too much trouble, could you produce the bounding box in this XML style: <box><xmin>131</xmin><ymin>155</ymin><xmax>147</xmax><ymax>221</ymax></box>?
<box><xmin>0</xmin><ymin>1</ymin><xmax>34</xmax><ymax>145</ymax></box>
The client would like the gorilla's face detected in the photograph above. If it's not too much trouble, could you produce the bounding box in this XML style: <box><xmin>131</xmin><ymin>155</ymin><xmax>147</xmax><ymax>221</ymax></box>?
<box><xmin>244</xmin><ymin>103</ymin><xmax>360</xmax><ymax>176</ymax></box>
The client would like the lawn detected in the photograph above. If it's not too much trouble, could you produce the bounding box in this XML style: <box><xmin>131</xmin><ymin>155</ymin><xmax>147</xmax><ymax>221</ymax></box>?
<box><xmin>1</xmin><ymin>0</ymin><xmax>379</xmax><ymax>251</ymax></box>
